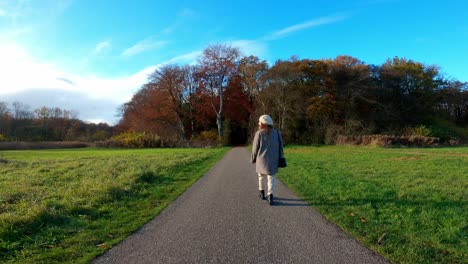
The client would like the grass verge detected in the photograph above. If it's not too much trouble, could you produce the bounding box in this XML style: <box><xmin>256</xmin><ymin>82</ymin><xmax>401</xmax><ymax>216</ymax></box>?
<box><xmin>0</xmin><ymin>147</ymin><xmax>229</xmax><ymax>263</ymax></box>
<box><xmin>279</xmin><ymin>146</ymin><xmax>467</xmax><ymax>264</ymax></box>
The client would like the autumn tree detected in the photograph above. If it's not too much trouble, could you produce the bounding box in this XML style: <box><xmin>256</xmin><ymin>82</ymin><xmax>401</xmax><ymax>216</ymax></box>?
<box><xmin>117</xmin><ymin>83</ymin><xmax>181</xmax><ymax>140</ymax></box>
<box><xmin>259</xmin><ymin>58</ymin><xmax>312</xmax><ymax>142</ymax></box>
<box><xmin>238</xmin><ymin>55</ymin><xmax>269</xmax><ymax>105</ymax></box>
<box><xmin>325</xmin><ymin>56</ymin><xmax>374</xmax><ymax>134</ymax></box>
<box><xmin>196</xmin><ymin>44</ymin><xmax>240</xmax><ymax>138</ymax></box>
<box><xmin>381</xmin><ymin>57</ymin><xmax>442</xmax><ymax>127</ymax></box>
<box><xmin>180</xmin><ymin>65</ymin><xmax>200</xmax><ymax>138</ymax></box>
<box><xmin>0</xmin><ymin>101</ymin><xmax>11</xmax><ymax>137</ymax></box>
<box><xmin>149</xmin><ymin>64</ymin><xmax>190</xmax><ymax>139</ymax></box>
<box><xmin>237</xmin><ymin>55</ymin><xmax>269</xmax><ymax>136</ymax></box>
<box><xmin>437</xmin><ymin>80</ymin><xmax>468</xmax><ymax>126</ymax></box>
<box><xmin>223</xmin><ymin>74</ymin><xmax>254</xmax><ymax>145</ymax></box>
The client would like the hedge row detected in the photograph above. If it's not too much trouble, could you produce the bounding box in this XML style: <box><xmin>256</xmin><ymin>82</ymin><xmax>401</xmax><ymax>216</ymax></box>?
<box><xmin>335</xmin><ymin>135</ymin><xmax>443</xmax><ymax>147</ymax></box>
<box><xmin>0</xmin><ymin>141</ymin><xmax>91</xmax><ymax>150</ymax></box>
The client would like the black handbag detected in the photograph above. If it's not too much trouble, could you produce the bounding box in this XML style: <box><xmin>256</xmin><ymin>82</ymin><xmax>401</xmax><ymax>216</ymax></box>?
<box><xmin>277</xmin><ymin>130</ymin><xmax>287</xmax><ymax>168</ymax></box>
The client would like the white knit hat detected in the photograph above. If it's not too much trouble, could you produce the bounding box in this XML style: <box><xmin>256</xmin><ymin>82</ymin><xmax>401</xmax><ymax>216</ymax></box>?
<box><xmin>259</xmin><ymin>115</ymin><xmax>273</xmax><ymax>126</ymax></box>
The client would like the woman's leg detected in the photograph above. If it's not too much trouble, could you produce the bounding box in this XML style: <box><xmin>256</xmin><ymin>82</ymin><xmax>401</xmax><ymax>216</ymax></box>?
<box><xmin>258</xmin><ymin>173</ymin><xmax>265</xmax><ymax>190</ymax></box>
<box><xmin>258</xmin><ymin>173</ymin><xmax>266</xmax><ymax>199</ymax></box>
<box><xmin>267</xmin><ymin>174</ymin><xmax>276</xmax><ymax>195</ymax></box>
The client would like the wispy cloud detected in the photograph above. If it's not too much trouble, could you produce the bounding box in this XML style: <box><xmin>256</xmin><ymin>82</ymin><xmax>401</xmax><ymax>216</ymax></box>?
<box><xmin>93</xmin><ymin>41</ymin><xmax>111</xmax><ymax>54</ymax></box>
<box><xmin>179</xmin><ymin>8</ymin><xmax>196</xmax><ymax>18</ymax></box>
<box><xmin>162</xmin><ymin>26</ymin><xmax>174</xmax><ymax>34</ymax></box>
<box><xmin>122</xmin><ymin>38</ymin><xmax>168</xmax><ymax>57</ymax></box>
<box><xmin>357</xmin><ymin>0</ymin><xmax>399</xmax><ymax>6</ymax></box>
<box><xmin>166</xmin><ymin>50</ymin><xmax>201</xmax><ymax>65</ymax></box>
<box><xmin>266</xmin><ymin>14</ymin><xmax>349</xmax><ymax>40</ymax></box>
<box><xmin>0</xmin><ymin>0</ymin><xmax>73</xmax><ymax>40</ymax></box>
<box><xmin>162</xmin><ymin>8</ymin><xmax>197</xmax><ymax>34</ymax></box>
<box><xmin>56</xmin><ymin>77</ymin><xmax>75</xmax><ymax>86</ymax></box>
<box><xmin>230</xmin><ymin>40</ymin><xmax>268</xmax><ymax>58</ymax></box>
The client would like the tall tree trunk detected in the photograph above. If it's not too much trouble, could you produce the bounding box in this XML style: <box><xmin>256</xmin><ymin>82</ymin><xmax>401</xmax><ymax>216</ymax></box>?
<box><xmin>216</xmin><ymin>113</ymin><xmax>223</xmax><ymax>138</ymax></box>
<box><xmin>217</xmin><ymin>86</ymin><xmax>224</xmax><ymax>138</ymax></box>
<box><xmin>178</xmin><ymin>118</ymin><xmax>186</xmax><ymax>140</ymax></box>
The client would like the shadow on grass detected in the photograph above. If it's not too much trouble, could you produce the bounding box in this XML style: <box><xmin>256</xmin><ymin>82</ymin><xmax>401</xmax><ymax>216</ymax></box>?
<box><xmin>301</xmin><ymin>198</ymin><xmax>467</xmax><ymax>208</ymax></box>
<box><xmin>104</xmin><ymin>171</ymin><xmax>174</xmax><ymax>202</ymax></box>
<box><xmin>0</xmin><ymin>206</ymin><xmax>71</xmax><ymax>259</ymax></box>
<box><xmin>137</xmin><ymin>171</ymin><xmax>174</xmax><ymax>184</ymax></box>
<box><xmin>0</xmin><ymin>170</ymin><xmax>176</xmax><ymax>262</ymax></box>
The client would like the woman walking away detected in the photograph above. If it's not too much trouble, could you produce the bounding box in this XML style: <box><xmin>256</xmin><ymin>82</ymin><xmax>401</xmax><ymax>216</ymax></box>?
<box><xmin>250</xmin><ymin>114</ymin><xmax>285</xmax><ymax>205</ymax></box>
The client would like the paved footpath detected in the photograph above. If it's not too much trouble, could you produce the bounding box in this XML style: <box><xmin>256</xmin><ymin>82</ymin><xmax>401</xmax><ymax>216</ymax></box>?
<box><xmin>93</xmin><ymin>147</ymin><xmax>389</xmax><ymax>264</ymax></box>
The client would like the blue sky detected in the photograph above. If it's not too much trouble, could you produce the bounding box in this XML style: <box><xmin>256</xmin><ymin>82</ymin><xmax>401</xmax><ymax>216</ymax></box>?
<box><xmin>1</xmin><ymin>0</ymin><xmax>467</xmax><ymax>124</ymax></box>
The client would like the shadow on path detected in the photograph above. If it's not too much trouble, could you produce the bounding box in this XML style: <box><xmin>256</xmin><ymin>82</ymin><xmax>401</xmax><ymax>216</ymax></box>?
<box><xmin>273</xmin><ymin>197</ymin><xmax>310</xmax><ymax>207</ymax></box>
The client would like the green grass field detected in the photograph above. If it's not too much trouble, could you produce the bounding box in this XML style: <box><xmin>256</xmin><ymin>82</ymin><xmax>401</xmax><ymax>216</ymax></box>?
<box><xmin>0</xmin><ymin>147</ymin><xmax>228</xmax><ymax>264</ymax></box>
<box><xmin>279</xmin><ymin>146</ymin><xmax>467</xmax><ymax>264</ymax></box>
<box><xmin>1</xmin><ymin>146</ymin><xmax>466</xmax><ymax>263</ymax></box>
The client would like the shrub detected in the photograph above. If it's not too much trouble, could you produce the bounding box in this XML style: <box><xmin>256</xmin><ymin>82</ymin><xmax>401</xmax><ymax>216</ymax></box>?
<box><xmin>91</xmin><ymin>130</ymin><xmax>110</xmax><ymax>142</ymax></box>
<box><xmin>336</xmin><ymin>134</ymin><xmax>440</xmax><ymax>147</ymax></box>
<box><xmin>96</xmin><ymin>131</ymin><xmax>161</xmax><ymax>148</ymax></box>
<box><xmin>425</xmin><ymin>118</ymin><xmax>467</xmax><ymax>143</ymax></box>
<box><xmin>324</xmin><ymin>125</ymin><xmax>343</xmax><ymax>145</ymax></box>
<box><xmin>0</xmin><ymin>134</ymin><xmax>5</xmax><ymax>142</ymax></box>
<box><xmin>193</xmin><ymin>130</ymin><xmax>219</xmax><ymax>141</ymax></box>
<box><xmin>403</xmin><ymin>125</ymin><xmax>432</xmax><ymax>137</ymax></box>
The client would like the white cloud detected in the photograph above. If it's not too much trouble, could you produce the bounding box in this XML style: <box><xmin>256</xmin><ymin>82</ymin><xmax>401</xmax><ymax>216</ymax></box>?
<box><xmin>267</xmin><ymin>14</ymin><xmax>349</xmax><ymax>40</ymax></box>
<box><xmin>93</xmin><ymin>41</ymin><xmax>111</xmax><ymax>54</ymax></box>
<box><xmin>0</xmin><ymin>43</ymin><xmax>69</xmax><ymax>94</ymax></box>
<box><xmin>0</xmin><ymin>42</ymin><xmax>209</xmax><ymax>123</ymax></box>
<box><xmin>122</xmin><ymin>38</ymin><xmax>168</xmax><ymax>57</ymax></box>
<box><xmin>0</xmin><ymin>43</ymin><xmax>155</xmax><ymax>123</ymax></box>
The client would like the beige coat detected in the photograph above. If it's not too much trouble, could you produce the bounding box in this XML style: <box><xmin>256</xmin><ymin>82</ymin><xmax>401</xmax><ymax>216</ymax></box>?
<box><xmin>251</xmin><ymin>128</ymin><xmax>284</xmax><ymax>175</ymax></box>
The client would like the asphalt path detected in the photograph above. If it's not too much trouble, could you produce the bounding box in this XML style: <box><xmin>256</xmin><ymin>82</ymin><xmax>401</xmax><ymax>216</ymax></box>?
<box><xmin>93</xmin><ymin>147</ymin><xmax>389</xmax><ymax>264</ymax></box>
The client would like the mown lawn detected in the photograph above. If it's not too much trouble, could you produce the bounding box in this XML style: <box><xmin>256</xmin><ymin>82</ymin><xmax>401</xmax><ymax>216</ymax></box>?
<box><xmin>0</xmin><ymin>147</ymin><xmax>228</xmax><ymax>263</ymax></box>
<box><xmin>279</xmin><ymin>146</ymin><xmax>467</xmax><ymax>264</ymax></box>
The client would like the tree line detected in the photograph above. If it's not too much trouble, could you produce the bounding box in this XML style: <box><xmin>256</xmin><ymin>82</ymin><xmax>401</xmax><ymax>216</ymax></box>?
<box><xmin>2</xmin><ymin>44</ymin><xmax>466</xmax><ymax>145</ymax></box>
<box><xmin>0</xmin><ymin>102</ymin><xmax>112</xmax><ymax>142</ymax></box>
<box><xmin>117</xmin><ymin>44</ymin><xmax>468</xmax><ymax>145</ymax></box>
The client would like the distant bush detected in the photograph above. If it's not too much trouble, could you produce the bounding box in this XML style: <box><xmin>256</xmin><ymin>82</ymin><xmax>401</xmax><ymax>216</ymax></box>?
<box><xmin>403</xmin><ymin>125</ymin><xmax>432</xmax><ymax>137</ymax></box>
<box><xmin>427</xmin><ymin>123</ymin><xmax>466</xmax><ymax>144</ymax></box>
<box><xmin>192</xmin><ymin>130</ymin><xmax>219</xmax><ymax>141</ymax></box>
<box><xmin>0</xmin><ymin>134</ymin><xmax>5</xmax><ymax>142</ymax></box>
<box><xmin>96</xmin><ymin>131</ymin><xmax>161</xmax><ymax>148</ymax></box>
<box><xmin>91</xmin><ymin>130</ymin><xmax>111</xmax><ymax>142</ymax></box>
<box><xmin>421</xmin><ymin>118</ymin><xmax>468</xmax><ymax>143</ymax></box>
<box><xmin>324</xmin><ymin>125</ymin><xmax>343</xmax><ymax>145</ymax></box>
<box><xmin>336</xmin><ymin>134</ymin><xmax>440</xmax><ymax>147</ymax></box>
